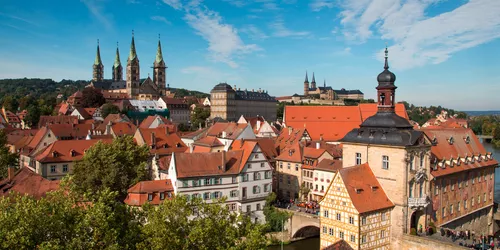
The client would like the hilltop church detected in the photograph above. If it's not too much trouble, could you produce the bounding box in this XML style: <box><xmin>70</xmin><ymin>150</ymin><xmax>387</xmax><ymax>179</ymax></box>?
<box><xmin>88</xmin><ymin>32</ymin><xmax>168</xmax><ymax>100</ymax></box>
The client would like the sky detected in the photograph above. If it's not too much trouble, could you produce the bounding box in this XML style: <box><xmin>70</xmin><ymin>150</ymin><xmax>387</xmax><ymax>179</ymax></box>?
<box><xmin>0</xmin><ymin>0</ymin><xmax>499</xmax><ymax>111</ymax></box>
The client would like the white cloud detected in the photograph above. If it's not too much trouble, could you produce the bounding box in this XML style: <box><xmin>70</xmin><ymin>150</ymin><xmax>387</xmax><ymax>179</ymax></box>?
<box><xmin>310</xmin><ymin>0</ymin><xmax>335</xmax><ymax>11</ymax></box>
<box><xmin>222</xmin><ymin>0</ymin><xmax>248</xmax><ymax>7</ymax></box>
<box><xmin>337</xmin><ymin>0</ymin><xmax>500</xmax><ymax>69</ymax></box>
<box><xmin>269</xmin><ymin>18</ymin><xmax>310</xmax><ymax>37</ymax></box>
<box><xmin>81</xmin><ymin>0</ymin><xmax>113</xmax><ymax>30</ymax></box>
<box><xmin>184</xmin><ymin>7</ymin><xmax>261</xmax><ymax>68</ymax></box>
<box><xmin>151</xmin><ymin>15</ymin><xmax>171</xmax><ymax>25</ymax></box>
<box><xmin>162</xmin><ymin>0</ymin><xmax>183</xmax><ymax>10</ymax></box>
<box><xmin>241</xmin><ymin>25</ymin><xmax>269</xmax><ymax>40</ymax></box>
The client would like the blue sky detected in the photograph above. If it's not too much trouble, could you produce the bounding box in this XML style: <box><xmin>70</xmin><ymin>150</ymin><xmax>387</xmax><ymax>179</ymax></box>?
<box><xmin>0</xmin><ymin>0</ymin><xmax>499</xmax><ymax>110</ymax></box>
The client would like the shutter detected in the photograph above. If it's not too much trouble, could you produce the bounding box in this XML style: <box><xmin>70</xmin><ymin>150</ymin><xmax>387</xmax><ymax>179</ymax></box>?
<box><xmin>211</xmin><ymin>192</ymin><xmax>215</xmax><ymax>199</ymax></box>
<box><xmin>211</xmin><ymin>178</ymin><xmax>215</xmax><ymax>185</ymax></box>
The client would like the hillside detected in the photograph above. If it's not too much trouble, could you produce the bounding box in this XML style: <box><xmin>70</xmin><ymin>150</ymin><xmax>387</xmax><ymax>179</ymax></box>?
<box><xmin>401</xmin><ymin>101</ymin><xmax>467</xmax><ymax>125</ymax></box>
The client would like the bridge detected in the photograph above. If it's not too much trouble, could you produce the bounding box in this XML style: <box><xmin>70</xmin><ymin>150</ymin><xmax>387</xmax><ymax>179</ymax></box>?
<box><xmin>277</xmin><ymin>208</ymin><xmax>320</xmax><ymax>239</ymax></box>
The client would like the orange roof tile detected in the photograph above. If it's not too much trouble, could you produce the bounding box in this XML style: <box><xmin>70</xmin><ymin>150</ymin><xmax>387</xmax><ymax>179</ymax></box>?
<box><xmin>275</xmin><ymin>143</ymin><xmax>302</xmax><ymax>163</ymax></box>
<box><xmin>206</xmin><ymin>122</ymin><xmax>249</xmax><ymax>140</ymax></box>
<box><xmin>136</xmin><ymin>127</ymin><xmax>187</xmax><ymax>155</ymax></box>
<box><xmin>275</xmin><ymin>127</ymin><xmax>310</xmax><ymax>152</ymax></box>
<box><xmin>127</xmin><ymin>179</ymin><xmax>174</xmax><ymax>193</ymax></box>
<box><xmin>194</xmin><ymin>136</ymin><xmax>224</xmax><ymax>147</ymax></box>
<box><xmin>111</xmin><ymin>122</ymin><xmax>137</xmax><ymax>136</ymax></box>
<box><xmin>35</xmin><ymin>139</ymin><xmax>112</xmax><ymax>163</ymax></box>
<box><xmin>231</xmin><ymin>138</ymin><xmax>278</xmax><ymax>162</ymax></box>
<box><xmin>0</xmin><ymin>167</ymin><xmax>60</xmax><ymax>199</ymax></box>
<box><xmin>48</xmin><ymin>123</ymin><xmax>94</xmax><ymax>138</ymax></box>
<box><xmin>285</xmin><ymin>103</ymin><xmax>408</xmax><ymax>141</ymax></box>
<box><xmin>338</xmin><ymin>163</ymin><xmax>395</xmax><ymax>214</ymax></box>
<box><xmin>315</xmin><ymin>159</ymin><xmax>343</xmax><ymax>172</ymax></box>
<box><xmin>174</xmin><ymin>150</ymin><xmax>245</xmax><ymax>178</ymax></box>
<box><xmin>37</xmin><ymin>115</ymin><xmax>79</xmax><ymax>128</ymax></box>
<box><xmin>139</xmin><ymin>115</ymin><xmax>172</xmax><ymax>129</ymax></box>
<box><xmin>192</xmin><ymin>145</ymin><xmax>213</xmax><ymax>152</ymax></box>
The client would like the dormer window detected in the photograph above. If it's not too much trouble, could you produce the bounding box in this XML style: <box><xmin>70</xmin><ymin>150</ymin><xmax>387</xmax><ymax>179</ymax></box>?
<box><xmin>148</xmin><ymin>193</ymin><xmax>153</xmax><ymax>201</ymax></box>
<box><xmin>457</xmin><ymin>157</ymin><xmax>461</xmax><ymax>166</ymax></box>
<box><xmin>369</xmin><ymin>130</ymin><xmax>375</xmax><ymax>138</ymax></box>
<box><xmin>448</xmin><ymin>137</ymin><xmax>454</xmax><ymax>145</ymax></box>
<box><xmin>70</xmin><ymin>150</ymin><xmax>76</xmax><ymax>157</ymax></box>
<box><xmin>432</xmin><ymin>137</ymin><xmax>438</xmax><ymax>145</ymax></box>
<box><xmin>355</xmin><ymin>188</ymin><xmax>363</xmax><ymax>194</ymax></box>
<box><xmin>449</xmin><ymin>158</ymin><xmax>454</xmax><ymax>167</ymax></box>
<box><xmin>465</xmin><ymin>136</ymin><xmax>470</xmax><ymax>144</ymax></box>
<box><xmin>52</xmin><ymin>151</ymin><xmax>58</xmax><ymax>157</ymax></box>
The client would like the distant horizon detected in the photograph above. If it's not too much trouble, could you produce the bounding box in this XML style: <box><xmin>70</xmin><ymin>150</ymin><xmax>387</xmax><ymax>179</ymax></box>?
<box><xmin>1</xmin><ymin>0</ymin><xmax>499</xmax><ymax>110</ymax></box>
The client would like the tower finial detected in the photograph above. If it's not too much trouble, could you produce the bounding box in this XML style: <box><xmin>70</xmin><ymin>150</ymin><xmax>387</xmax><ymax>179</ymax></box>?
<box><xmin>132</xmin><ymin>29</ymin><xmax>134</xmax><ymax>37</ymax></box>
<box><xmin>97</xmin><ymin>39</ymin><xmax>99</xmax><ymax>46</ymax></box>
<box><xmin>94</xmin><ymin>39</ymin><xmax>102</xmax><ymax>66</ymax></box>
<box><xmin>129</xmin><ymin>31</ymin><xmax>137</xmax><ymax>61</ymax></box>
<box><xmin>304</xmin><ymin>71</ymin><xmax>309</xmax><ymax>83</ymax></box>
<box><xmin>384</xmin><ymin>44</ymin><xmax>389</xmax><ymax>70</ymax></box>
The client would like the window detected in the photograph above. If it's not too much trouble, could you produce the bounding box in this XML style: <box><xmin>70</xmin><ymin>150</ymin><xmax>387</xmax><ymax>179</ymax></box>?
<box><xmin>205</xmin><ymin>178</ymin><xmax>211</xmax><ymax>185</ymax></box>
<box><xmin>380</xmin><ymin>230</ymin><xmax>386</xmax><ymax>238</ymax></box>
<box><xmin>339</xmin><ymin>231</ymin><xmax>344</xmax><ymax>239</ymax></box>
<box><xmin>420</xmin><ymin>153</ymin><xmax>424</xmax><ymax>167</ymax></box>
<box><xmin>464</xmin><ymin>200</ymin><xmax>468</xmax><ymax>210</ymax></box>
<box><xmin>265</xmin><ymin>171</ymin><xmax>271</xmax><ymax>179</ymax></box>
<box><xmin>472</xmin><ymin>173</ymin><xmax>475</xmax><ymax>184</ymax></box>
<box><xmin>204</xmin><ymin>192</ymin><xmax>210</xmax><ymax>200</ymax></box>
<box><xmin>260</xmin><ymin>162</ymin><xmax>264</xmax><ymax>168</ymax></box>
<box><xmin>336</xmin><ymin>213</ymin><xmax>341</xmax><ymax>221</ymax></box>
<box><xmin>458</xmin><ymin>178</ymin><xmax>462</xmax><ymax>189</ymax></box>
<box><xmin>232</xmin><ymin>177</ymin><xmax>237</xmax><ymax>183</ymax></box>
<box><xmin>247</xmin><ymin>164</ymin><xmax>251</xmax><ymax>169</ymax></box>
<box><xmin>477</xmin><ymin>195</ymin><xmax>480</xmax><ymax>204</ymax></box>
<box><xmin>362</xmin><ymin>235</ymin><xmax>367</xmax><ymax>243</ymax></box>
<box><xmin>287</xmin><ymin>163</ymin><xmax>291</xmax><ymax>169</ymax></box>
<box><xmin>382</xmin><ymin>156</ymin><xmax>389</xmax><ymax>169</ymax></box>
<box><xmin>409</xmin><ymin>155</ymin><xmax>414</xmax><ymax>170</ymax></box>
<box><xmin>409</xmin><ymin>182</ymin><xmax>413</xmax><ymax>198</ymax></box>
<box><xmin>254</xmin><ymin>172</ymin><xmax>261</xmax><ymax>180</ymax></box>
<box><xmin>329</xmin><ymin>228</ymin><xmax>333</xmax><ymax>236</ymax></box>
<box><xmin>323</xmin><ymin>226</ymin><xmax>327</xmax><ymax>234</ymax></box>
<box><xmin>280</xmin><ymin>162</ymin><xmax>283</xmax><ymax>169</ymax></box>
<box><xmin>246</xmin><ymin>205</ymin><xmax>251</xmax><ymax>212</ymax></box>
<box><xmin>62</xmin><ymin>164</ymin><xmax>68</xmax><ymax>173</ymax></box>
<box><xmin>458</xmin><ymin>202</ymin><xmax>460</xmax><ymax>212</ymax></box>
<box><xmin>50</xmin><ymin>165</ymin><xmax>56</xmax><ymax>173</ymax></box>
<box><xmin>350</xmin><ymin>235</ymin><xmax>356</xmax><ymax>242</ymax></box>
<box><xmin>484</xmin><ymin>193</ymin><xmax>486</xmax><ymax>203</ymax></box>
<box><xmin>295</xmin><ymin>164</ymin><xmax>299</xmax><ymax>171</ymax></box>
<box><xmin>242</xmin><ymin>174</ymin><xmax>249</xmax><ymax>182</ymax></box>
<box><xmin>349</xmin><ymin>216</ymin><xmax>354</xmax><ymax>224</ymax></box>
<box><xmin>287</xmin><ymin>176</ymin><xmax>291</xmax><ymax>185</ymax></box>
<box><xmin>472</xmin><ymin>197</ymin><xmax>475</xmax><ymax>206</ymax></box>
<box><xmin>183</xmin><ymin>181</ymin><xmax>189</xmax><ymax>187</ymax></box>
<box><xmin>419</xmin><ymin>183</ymin><xmax>423</xmax><ymax>198</ymax></box>
<box><xmin>356</xmin><ymin>153</ymin><xmax>362</xmax><ymax>165</ymax></box>
<box><xmin>160</xmin><ymin>192</ymin><xmax>165</xmax><ymax>200</ymax></box>
<box><xmin>255</xmin><ymin>154</ymin><xmax>259</xmax><ymax>159</ymax></box>
<box><xmin>434</xmin><ymin>183</ymin><xmax>439</xmax><ymax>196</ymax></box>
<box><xmin>381</xmin><ymin>213</ymin><xmax>386</xmax><ymax>221</ymax></box>
<box><xmin>442</xmin><ymin>207</ymin><xmax>446</xmax><ymax>218</ymax></box>
<box><xmin>264</xmin><ymin>184</ymin><xmax>270</xmax><ymax>192</ymax></box>
<box><xmin>253</xmin><ymin>185</ymin><xmax>261</xmax><ymax>194</ymax></box>
<box><xmin>362</xmin><ymin>216</ymin><xmax>366</xmax><ymax>225</ymax></box>
<box><xmin>279</xmin><ymin>175</ymin><xmax>283</xmax><ymax>182</ymax></box>
<box><xmin>148</xmin><ymin>193</ymin><xmax>153</xmax><ymax>201</ymax></box>
<box><xmin>230</xmin><ymin>190</ymin><xmax>238</xmax><ymax>197</ymax></box>
<box><xmin>193</xmin><ymin>179</ymin><xmax>200</xmax><ymax>187</ymax></box>
<box><xmin>450</xmin><ymin>204</ymin><xmax>454</xmax><ymax>214</ymax></box>
<box><xmin>451</xmin><ymin>180</ymin><xmax>455</xmax><ymax>190</ymax></box>
<box><xmin>257</xmin><ymin>203</ymin><xmax>261</xmax><ymax>210</ymax></box>
<box><xmin>214</xmin><ymin>192</ymin><xmax>221</xmax><ymax>199</ymax></box>
<box><xmin>324</xmin><ymin>210</ymin><xmax>329</xmax><ymax>218</ymax></box>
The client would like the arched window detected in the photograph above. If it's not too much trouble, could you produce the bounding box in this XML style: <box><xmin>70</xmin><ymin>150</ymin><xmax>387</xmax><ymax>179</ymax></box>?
<box><xmin>409</xmin><ymin>182</ymin><xmax>413</xmax><ymax>198</ymax></box>
<box><xmin>380</xmin><ymin>93</ymin><xmax>386</xmax><ymax>105</ymax></box>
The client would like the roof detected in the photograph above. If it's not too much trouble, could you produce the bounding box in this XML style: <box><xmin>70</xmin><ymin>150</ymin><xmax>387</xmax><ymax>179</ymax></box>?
<box><xmin>322</xmin><ymin>240</ymin><xmax>354</xmax><ymax>250</ymax></box>
<box><xmin>35</xmin><ymin>139</ymin><xmax>112</xmax><ymax>163</ymax></box>
<box><xmin>97</xmin><ymin>114</ymin><xmax>131</xmax><ymax>131</ymax></box>
<box><xmin>49</xmin><ymin>123</ymin><xmax>94</xmax><ymax>139</ymax></box>
<box><xmin>206</xmin><ymin>122</ymin><xmax>250</xmax><ymax>140</ymax></box>
<box><xmin>303</xmin><ymin>147</ymin><xmax>326</xmax><ymax>159</ymax></box>
<box><xmin>231</xmin><ymin>138</ymin><xmax>278</xmax><ymax>162</ymax></box>
<box><xmin>337</xmin><ymin>163</ymin><xmax>394</xmax><ymax>213</ymax></box>
<box><xmin>194</xmin><ymin>136</ymin><xmax>224</xmax><ymax>147</ymax></box>
<box><xmin>235</xmin><ymin>89</ymin><xmax>275</xmax><ymax>102</ymax></box>
<box><xmin>274</xmin><ymin>127</ymin><xmax>310</xmax><ymax>153</ymax></box>
<box><xmin>38</xmin><ymin>115</ymin><xmax>79</xmax><ymax>128</ymax></box>
<box><xmin>58</xmin><ymin>103</ymin><xmax>72</xmax><ymax>115</ymax></box>
<box><xmin>160</xmin><ymin>97</ymin><xmax>188</xmax><ymax>106</ymax></box>
<box><xmin>211</xmin><ymin>83</ymin><xmax>235</xmax><ymax>92</ymax></box>
<box><xmin>284</xmin><ymin>103</ymin><xmax>408</xmax><ymax>141</ymax></box>
<box><xmin>0</xmin><ymin>167</ymin><xmax>60</xmax><ymax>199</ymax></box>
<box><xmin>181</xmin><ymin>127</ymin><xmax>209</xmax><ymax>140</ymax></box>
<box><xmin>333</xmin><ymin>89</ymin><xmax>364</xmax><ymax>95</ymax></box>
<box><xmin>73</xmin><ymin>107</ymin><xmax>93</xmax><ymax>120</ymax></box>
<box><xmin>422</xmin><ymin>128</ymin><xmax>497</xmax><ymax>177</ymax></box>
<box><xmin>174</xmin><ymin>150</ymin><xmax>245</xmax><ymax>178</ymax></box>
<box><xmin>275</xmin><ymin>142</ymin><xmax>302</xmax><ymax>163</ymax></box>
<box><xmin>139</xmin><ymin>115</ymin><xmax>172</xmax><ymax>129</ymax></box>
<box><xmin>304</xmin><ymin>141</ymin><xmax>342</xmax><ymax>158</ymax></box>
<box><xmin>315</xmin><ymin>159</ymin><xmax>343</xmax><ymax>172</ymax></box>
<box><xmin>136</xmin><ymin>127</ymin><xmax>187</xmax><ymax>155</ymax></box>
<box><xmin>111</xmin><ymin>122</ymin><xmax>137</xmax><ymax>136</ymax></box>
<box><xmin>127</xmin><ymin>179</ymin><xmax>173</xmax><ymax>194</ymax></box>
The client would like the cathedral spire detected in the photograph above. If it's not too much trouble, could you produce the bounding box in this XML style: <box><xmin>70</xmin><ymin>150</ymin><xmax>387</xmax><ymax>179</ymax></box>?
<box><xmin>129</xmin><ymin>30</ymin><xmax>138</xmax><ymax>61</ymax></box>
<box><xmin>94</xmin><ymin>39</ymin><xmax>102</xmax><ymax>66</ymax></box>
<box><xmin>324</xmin><ymin>79</ymin><xmax>326</xmax><ymax>88</ymax></box>
<box><xmin>114</xmin><ymin>42</ymin><xmax>121</xmax><ymax>68</ymax></box>
<box><xmin>304</xmin><ymin>71</ymin><xmax>309</xmax><ymax>83</ymax></box>
<box><xmin>155</xmin><ymin>34</ymin><xmax>164</xmax><ymax>64</ymax></box>
<box><xmin>311</xmin><ymin>72</ymin><xmax>316</xmax><ymax>83</ymax></box>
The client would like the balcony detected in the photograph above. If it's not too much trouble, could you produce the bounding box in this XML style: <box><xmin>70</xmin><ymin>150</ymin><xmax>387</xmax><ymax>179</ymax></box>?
<box><xmin>408</xmin><ymin>196</ymin><xmax>430</xmax><ymax>209</ymax></box>
<box><xmin>320</xmin><ymin>179</ymin><xmax>324</xmax><ymax>182</ymax></box>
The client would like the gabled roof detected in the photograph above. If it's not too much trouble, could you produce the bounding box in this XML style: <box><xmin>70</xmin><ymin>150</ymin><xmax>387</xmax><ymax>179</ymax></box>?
<box><xmin>274</xmin><ymin>127</ymin><xmax>310</xmax><ymax>153</ymax></box>
<box><xmin>97</xmin><ymin>114</ymin><xmax>131</xmax><ymax>131</ymax></box>
<box><xmin>38</xmin><ymin>115</ymin><xmax>79</xmax><ymax>128</ymax></box>
<box><xmin>0</xmin><ymin>167</ymin><xmax>60</xmax><ymax>199</ymax></box>
<box><xmin>337</xmin><ymin>163</ymin><xmax>394</xmax><ymax>214</ymax></box>
<box><xmin>139</xmin><ymin>115</ymin><xmax>172</xmax><ymax>129</ymax></box>
<box><xmin>285</xmin><ymin>103</ymin><xmax>408</xmax><ymax>141</ymax></box>
<box><xmin>205</xmin><ymin>122</ymin><xmax>250</xmax><ymax>140</ymax></box>
<box><xmin>136</xmin><ymin>127</ymin><xmax>187</xmax><ymax>155</ymax></box>
<box><xmin>49</xmin><ymin>123</ymin><xmax>94</xmax><ymax>139</ymax></box>
<box><xmin>73</xmin><ymin>107</ymin><xmax>93</xmax><ymax>120</ymax></box>
<box><xmin>124</xmin><ymin>180</ymin><xmax>174</xmax><ymax>206</ymax></box>
<box><xmin>304</xmin><ymin>141</ymin><xmax>342</xmax><ymax>159</ymax></box>
<box><xmin>111</xmin><ymin>122</ymin><xmax>137</xmax><ymax>137</ymax></box>
<box><xmin>315</xmin><ymin>159</ymin><xmax>343</xmax><ymax>172</ymax></box>
<box><xmin>194</xmin><ymin>136</ymin><xmax>224</xmax><ymax>147</ymax></box>
<box><xmin>275</xmin><ymin>142</ymin><xmax>302</xmax><ymax>163</ymax></box>
<box><xmin>174</xmin><ymin>150</ymin><xmax>245</xmax><ymax>178</ymax></box>
<box><xmin>303</xmin><ymin>147</ymin><xmax>327</xmax><ymax>159</ymax></box>
<box><xmin>231</xmin><ymin>138</ymin><xmax>278</xmax><ymax>162</ymax></box>
<box><xmin>322</xmin><ymin>240</ymin><xmax>354</xmax><ymax>250</ymax></box>
<box><xmin>35</xmin><ymin>139</ymin><xmax>112</xmax><ymax>163</ymax></box>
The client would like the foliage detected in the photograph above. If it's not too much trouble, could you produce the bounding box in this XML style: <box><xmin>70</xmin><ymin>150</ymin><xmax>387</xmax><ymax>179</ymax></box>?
<box><xmin>101</xmin><ymin>103</ymin><xmax>120</xmax><ymax>119</ymax></box>
<box><xmin>173</xmin><ymin>88</ymin><xmax>209</xmax><ymax>99</ymax></box>
<box><xmin>81</xmin><ymin>87</ymin><xmax>106</xmax><ymax>108</ymax></box>
<box><xmin>0</xmin><ymin>130</ymin><xmax>19</xmax><ymax>179</ymax></box>
<box><xmin>177</xmin><ymin>123</ymin><xmax>191</xmax><ymax>132</ymax></box>
<box><xmin>191</xmin><ymin>106</ymin><xmax>210</xmax><ymax>129</ymax></box>
<box><xmin>0</xmin><ymin>179</ymin><xmax>142</xmax><ymax>250</ymax></box>
<box><xmin>2</xmin><ymin>96</ymin><xmax>18</xmax><ymax>111</ymax></box>
<box><xmin>72</xmin><ymin>136</ymin><xmax>149</xmax><ymax>199</ymax></box>
<box><xmin>401</xmin><ymin>101</ymin><xmax>467</xmax><ymax>125</ymax></box>
<box><xmin>263</xmin><ymin>193</ymin><xmax>290</xmax><ymax>232</ymax></box>
<box><xmin>299</xmin><ymin>182</ymin><xmax>310</xmax><ymax>201</ymax></box>
<box><xmin>139</xmin><ymin>196</ymin><xmax>267</xmax><ymax>250</ymax></box>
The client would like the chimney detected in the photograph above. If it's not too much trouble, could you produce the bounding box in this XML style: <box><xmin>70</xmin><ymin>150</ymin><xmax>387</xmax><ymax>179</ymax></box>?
<box><xmin>316</xmin><ymin>142</ymin><xmax>320</xmax><ymax>149</ymax></box>
<box><xmin>189</xmin><ymin>144</ymin><xmax>194</xmax><ymax>153</ymax></box>
<box><xmin>256</xmin><ymin>120</ymin><xmax>261</xmax><ymax>131</ymax></box>
<box><xmin>320</xmin><ymin>134</ymin><xmax>323</xmax><ymax>141</ymax></box>
<box><xmin>221</xmin><ymin>150</ymin><xmax>226</xmax><ymax>171</ymax></box>
<box><xmin>91</xmin><ymin>123</ymin><xmax>95</xmax><ymax>130</ymax></box>
<box><xmin>222</xmin><ymin>131</ymin><xmax>227</xmax><ymax>138</ymax></box>
<box><xmin>105</xmin><ymin>121</ymin><xmax>112</xmax><ymax>135</ymax></box>
<box><xmin>7</xmin><ymin>167</ymin><xmax>16</xmax><ymax>181</ymax></box>
<box><xmin>288</xmin><ymin>127</ymin><xmax>292</xmax><ymax>136</ymax></box>
<box><xmin>165</xmin><ymin>126</ymin><xmax>169</xmax><ymax>135</ymax></box>
<box><xmin>151</xmin><ymin>132</ymin><xmax>156</xmax><ymax>148</ymax></box>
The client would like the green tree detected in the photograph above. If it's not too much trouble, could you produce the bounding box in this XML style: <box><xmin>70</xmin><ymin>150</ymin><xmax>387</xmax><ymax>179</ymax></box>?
<box><xmin>72</xmin><ymin>136</ymin><xmax>149</xmax><ymax>199</ymax></box>
<box><xmin>263</xmin><ymin>193</ymin><xmax>290</xmax><ymax>232</ymax></box>
<box><xmin>0</xmin><ymin>130</ymin><xmax>19</xmax><ymax>179</ymax></box>
<box><xmin>18</xmin><ymin>96</ymin><xmax>36</xmax><ymax>110</ymax></box>
<box><xmin>139</xmin><ymin>196</ymin><xmax>267</xmax><ymax>250</ymax></box>
<box><xmin>1</xmin><ymin>95</ymin><xmax>18</xmax><ymax>111</ymax></box>
<box><xmin>101</xmin><ymin>103</ymin><xmax>120</xmax><ymax>118</ymax></box>
<box><xmin>191</xmin><ymin>106</ymin><xmax>211</xmax><ymax>129</ymax></box>
<box><xmin>81</xmin><ymin>87</ymin><xmax>106</xmax><ymax>108</ymax></box>
<box><xmin>24</xmin><ymin>105</ymin><xmax>41</xmax><ymax>128</ymax></box>
<box><xmin>299</xmin><ymin>182</ymin><xmax>310</xmax><ymax>201</ymax></box>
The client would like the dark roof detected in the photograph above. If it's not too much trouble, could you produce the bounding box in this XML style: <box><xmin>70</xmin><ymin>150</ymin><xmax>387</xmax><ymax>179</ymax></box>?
<box><xmin>377</xmin><ymin>47</ymin><xmax>396</xmax><ymax>84</ymax></box>
<box><xmin>211</xmin><ymin>83</ymin><xmax>235</xmax><ymax>93</ymax></box>
<box><xmin>318</xmin><ymin>86</ymin><xmax>333</xmax><ymax>91</ymax></box>
<box><xmin>361</xmin><ymin>111</ymin><xmax>413</xmax><ymax>129</ymax></box>
<box><xmin>333</xmin><ymin>88</ymin><xmax>363</xmax><ymax>95</ymax></box>
<box><xmin>139</xmin><ymin>78</ymin><xmax>160</xmax><ymax>95</ymax></box>
<box><xmin>235</xmin><ymin>90</ymin><xmax>275</xmax><ymax>102</ymax></box>
<box><xmin>91</xmin><ymin>80</ymin><xmax>127</xmax><ymax>90</ymax></box>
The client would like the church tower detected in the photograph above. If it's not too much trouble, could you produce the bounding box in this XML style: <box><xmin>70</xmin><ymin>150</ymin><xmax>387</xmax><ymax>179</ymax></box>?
<box><xmin>126</xmin><ymin>31</ymin><xmax>140</xmax><ymax>98</ymax></box>
<box><xmin>92</xmin><ymin>40</ymin><xmax>104</xmax><ymax>82</ymax></box>
<box><xmin>311</xmin><ymin>72</ymin><xmax>316</xmax><ymax>89</ymax></box>
<box><xmin>303</xmin><ymin>71</ymin><xmax>309</xmax><ymax>96</ymax></box>
<box><xmin>153</xmin><ymin>35</ymin><xmax>167</xmax><ymax>96</ymax></box>
<box><xmin>376</xmin><ymin>46</ymin><xmax>397</xmax><ymax>113</ymax></box>
<box><xmin>112</xmin><ymin>43</ymin><xmax>123</xmax><ymax>82</ymax></box>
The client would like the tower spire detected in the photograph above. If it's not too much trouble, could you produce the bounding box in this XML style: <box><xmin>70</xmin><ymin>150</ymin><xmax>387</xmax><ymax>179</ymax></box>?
<box><xmin>312</xmin><ymin>72</ymin><xmax>316</xmax><ymax>83</ymax></box>
<box><xmin>114</xmin><ymin>42</ymin><xmax>121</xmax><ymax>67</ymax></box>
<box><xmin>94</xmin><ymin>39</ymin><xmax>102</xmax><ymax>66</ymax></box>
<box><xmin>129</xmin><ymin>30</ymin><xmax>137</xmax><ymax>61</ymax></box>
<box><xmin>384</xmin><ymin>45</ymin><xmax>389</xmax><ymax>70</ymax></box>
<box><xmin>324</xmin><ymin>79</ymin><xmax>326</xmax><ymax>88</ymax></box>
<box><xmin>155</xmin><ymin>34</ymin><xmax>164</xmax><ymax>64</ymax></box>
<box><xmin>304</xmin><ymin>71</ymin><xmax>309</xmax><ymax>83</ymax></box>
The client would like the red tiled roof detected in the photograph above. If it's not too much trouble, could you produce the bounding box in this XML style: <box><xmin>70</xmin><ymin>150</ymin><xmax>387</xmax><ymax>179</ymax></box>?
<box><xmin>231</xmin><ymin>138</ymin><xmax>278</xmax><ymax>162</ymax></box>
<box><xmin>284</xmin><ymin>103</ymin><xmax>408</xmax><ymax>141</ymax></box>
<box><xmin>206</xmin><ymin>122</ymin><xmax>249</xmax><ymax>140</ymax></box>
<box><xmin>111</xmin><ymin>122</ymin><xmax>137</xmax><ymax>136</ymax></box>
<box><xmin>304</xmin><ymin>141</ymin><xmax>342</xmax><ymax>158</ymax></box>
<box><xmin>136</xmin><ymin>127</ymin><xmax>187</xmax><ymax>155</ymax></box>
<box><xmin>38</xmin><ymin>115</ymin><xmax>79</xmax><ymax>128</ymax></box>
<box><xmin>26</xmin><ymin>126</ymin><xmax>49</xmax><ymax>150</ymax></box>
<box><xmin>174</xmin><ymin>150</ymin><xmax>245</xmax><ymax>178</ymax></box>
<box><xmin>337</xmin><ymin>163</ymin><xmax>394</xmax><ymax>214</ymax></box>
<box><xmin>35</xmin><ymin>139</ymin><xmax>112</xmax><ymax>163</ymax></box>
<box><xmin>139</xmin><ymin>115</ymin><xmax>172</xmax><ymax>129</ymax></box>
<box><xmin>303</xmin><ymin>147</ymin><xmax>326</xmax><ymax>159</ymax></box>
<box><xmin>58</xmin><ymin>103</ymin><xmax>71</xmax><ymax>115</ymax></box>
<box><xmin>194</xmin><ymin>136</ymin><xmax>224</xmax><ymax>147</ymax></box>
<box><xmin>49</xmin><ymin>123</ymin><xmax>94</xmax><ymax>138</ymax></box>
<box><xmin>275</xmin><ymin>142</ymin><xmax>302</xmax><ymax>163</ymax></box>
<box><xmin>0</xmin><ymin>167</ymin><xmax>60</xmax><ymax>199</ymax></box>
<box><xmin>192</xmin><ymin>146</ymin><xmax>212</xmax><ymax>152</ymax></box>
<box><xmin>3</xmin><ymin>110</ymin><xmax>21</xmax><ymax>123</ymax></box>
<box><xmin>160</xmin><ymin>97</ymin><xmax>187</xmax><ymax>105</ymax></box>
<box><xmin>275</xmin><ymin>127</ymin><xmax>309</xmax><ymax>152</ymax></box>
<box><xmin>159</xmin><ymin>155</ymin><xmax>172</xmax><ymax>171</ymax></box>
<box><xmin>96</xmin><ymin>114</ymin><xmax>131</xmax><ymax>131</ymax></box>
<box><xmin>315</xmin><ymin>159</ymin><xmax>343</xmax><ymax>172</ymax></box>
<box><xmin>322</xmin><ymin>240</ymin><xmax>354</xmax><ymax>250</ymax></box>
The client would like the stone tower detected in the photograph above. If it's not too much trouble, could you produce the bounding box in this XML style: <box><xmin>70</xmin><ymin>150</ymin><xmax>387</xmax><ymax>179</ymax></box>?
<box><xmin>311</xmin><ymin>72</ymin><xmax>316</xmax><ymax>89</ymax></box>
<box><xmin>112</xmin><ymin>43</ymin><xmax>123</xmax><ymax>82</ymax></box>
<box><xmin>303</xmin><ymin>71</ymin><xmax>309</xmax><ymax>96</ymax></box>
<box><xmin>92</xmin><ymin>40</ymin><xmax>104</xmax><ymax>82</ymax></box>
<box><xmin>376</xmin><ymin>47</ymin><xmax>397</xmax><ymax>113</ymax></box>
<box><xmin>126</xmin><ymin>31</ymin><xmax>140</xmax><ymax>98</ymax></box>
<box><xmin>153</xmin><ymin>36</ymin><xmax>167</xmax><ymax>96</ymax></box>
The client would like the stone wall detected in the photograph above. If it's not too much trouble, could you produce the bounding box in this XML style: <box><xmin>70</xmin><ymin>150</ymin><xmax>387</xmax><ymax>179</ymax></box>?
<box><xmin>394</xmin><ymin>234</ymin><xmax>467</xmax><ymax>250</ymax></box>
<box><xmin>441</xmin><ymin>205</ymin><xmax>494</xmax><ymax>236</ymax></box>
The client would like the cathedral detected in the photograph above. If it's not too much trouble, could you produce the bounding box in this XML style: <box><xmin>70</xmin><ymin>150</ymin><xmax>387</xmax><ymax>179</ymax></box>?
<box><xmin>88</xmin><ymin>32</ymin><xmax>168</xmax><ymax>100</ymax></box>
<box><xmin>303</xmin><ymin>72</ymin><xmax>364</xmax><ymax>101</ymax></box>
